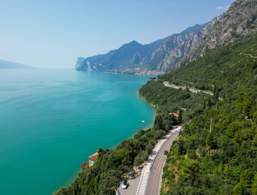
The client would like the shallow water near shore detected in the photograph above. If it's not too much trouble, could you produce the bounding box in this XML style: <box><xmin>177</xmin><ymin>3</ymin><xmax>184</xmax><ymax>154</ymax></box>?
<box><xmin>0</xmin><ymin>69</ymin><xmax>154</xmax><ymax>195</ymax></box>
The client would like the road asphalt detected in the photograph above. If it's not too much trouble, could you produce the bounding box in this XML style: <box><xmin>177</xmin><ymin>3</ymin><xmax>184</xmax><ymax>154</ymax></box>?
<box><xmin>118</xmin><ymin>126</ymin><xmax>181</xmax><ymax>195</ymax></box>
<box><xmin>145</xmin><ymin>130</ymin><xmax>179</xmax><ymax>195</ymax></box>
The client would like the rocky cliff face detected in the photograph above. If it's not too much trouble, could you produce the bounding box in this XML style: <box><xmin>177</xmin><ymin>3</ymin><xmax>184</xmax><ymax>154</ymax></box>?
<box><xmin>76</xmin><ymin>0</ymin><xmax>257</xmax><ymax>74</ymax></box>
<box><xmin>181</xmin><ymin>0</ymin><xmax>257</xmax><ymax>63</ymax></box>
<box><xmin>154</xmin><ymin>25</ymin><xmax>203</xmax><ymax>71</ymax></box>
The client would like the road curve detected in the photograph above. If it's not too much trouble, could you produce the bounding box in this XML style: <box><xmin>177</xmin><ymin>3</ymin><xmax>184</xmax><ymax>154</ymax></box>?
<box><xmin>144</xmin><ymin>129</ymin><xmax>180</xmax><ymax>195</ymax></box>
<box><xmin>118</xmin><ymin>127</ymin><xmax>181</xmax><ymax>195</ymax></box>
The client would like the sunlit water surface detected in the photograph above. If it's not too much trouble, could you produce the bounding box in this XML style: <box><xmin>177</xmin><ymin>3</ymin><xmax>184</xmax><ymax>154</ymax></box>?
<box><xmin>0</xmin><ymin>69</ymin><xmax>154</xmax><ymax>195</ymax></box>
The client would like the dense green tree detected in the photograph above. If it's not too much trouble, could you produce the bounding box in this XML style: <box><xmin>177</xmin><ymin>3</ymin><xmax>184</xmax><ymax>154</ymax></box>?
<box><xmin>142</xmin><ymin>34</ymin><xmax>257</xmax><ymax>194</ymax></box>
<box><xmin>252</xmin><ymin>173</ymin><xmax>257</xmax><ymax>194</ymax></box>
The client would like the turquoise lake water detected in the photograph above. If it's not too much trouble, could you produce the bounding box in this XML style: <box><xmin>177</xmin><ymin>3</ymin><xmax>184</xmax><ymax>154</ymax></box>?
<box><xmin>0</xmin><ymin>69</ymin><xmax>154</xmax><ymax>195</ymax></box>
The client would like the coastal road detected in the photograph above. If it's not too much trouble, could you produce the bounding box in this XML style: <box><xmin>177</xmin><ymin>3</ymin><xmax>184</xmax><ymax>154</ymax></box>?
<box><xmin>118</xmin><ymin>126</ymin><xmax>181</xmax><ymax>195</ymax></box>
<box><xmin>163</xmin><ymin>81</ymin><xmax>214</xmax><ymax>96</ymax></box>
<box><xmin>144</xmin><ymin>129</ymin><xmax>180</xmax><ymax>195</ymax></box>
<box><xmin>163</xmin><ymin>81</ymin><xmax>225</xmax><ymax>101</ymax></box>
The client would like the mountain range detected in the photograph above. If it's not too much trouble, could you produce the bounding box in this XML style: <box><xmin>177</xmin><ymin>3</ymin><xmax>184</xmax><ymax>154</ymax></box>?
<box><xmin>0</xmin><ymin>59</ymin><xmax>30</xmax><ymax>69</ymax></box>
<box><xmin>75</xmin><ymin>24</ymin><xmax>204</xmax><ymax>74</ymax></box>
<box><xmin>76</xmin><ymin>0</ymin><xmax>257</xmax><ymax>74</ymax></box>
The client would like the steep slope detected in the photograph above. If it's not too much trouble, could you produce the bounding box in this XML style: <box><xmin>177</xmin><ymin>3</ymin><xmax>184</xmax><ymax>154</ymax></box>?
<box><xmin>140</xmin><ymin>34</ymin><xmax>257</xmax><ymax>194</ymax></box>
<box><xmin>181</xmin><ymin>0</ymin><xmax>257</xmax><ymax>64</ymax></box>
<box><xmin>75</xmin><ymin>24</ymin><xmax>204</xmax><ymax>74</ymax></box>
<box><xmin>0</xmin><ymin>59</ymin><xmax>30</xmax><ymax>69</ymax></box>
<box><xmin>148</xmin><ymin>24</ymin><xmax>203</xmax><ymax>72</ymax></box>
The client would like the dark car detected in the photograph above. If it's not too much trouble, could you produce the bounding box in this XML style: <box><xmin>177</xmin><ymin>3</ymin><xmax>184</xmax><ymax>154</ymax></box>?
<box><xmin>127</xmin><ymin>171</ymin><xmax>135</xmax><ymax>179</ymax></box>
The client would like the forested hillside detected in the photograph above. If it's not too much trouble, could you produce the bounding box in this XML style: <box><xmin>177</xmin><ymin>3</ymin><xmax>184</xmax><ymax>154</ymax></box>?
<box><xmin>141</xmin><ymin>34</ymin><xmax>257</xmax><ymax>194</ymax></box>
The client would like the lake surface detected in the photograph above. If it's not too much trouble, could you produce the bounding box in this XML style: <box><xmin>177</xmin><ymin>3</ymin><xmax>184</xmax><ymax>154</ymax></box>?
<box><xmin>0</xmin><ymin>69</ymin><xmax>154</xmax><ymax>195</ymax></box>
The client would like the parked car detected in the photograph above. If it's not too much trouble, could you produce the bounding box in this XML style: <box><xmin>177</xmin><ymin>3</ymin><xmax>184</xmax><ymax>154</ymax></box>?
<box><xmin>120</xmin><ymin>180</ymin><xmax>129</xmax><ymax>190</ymax></box>
<box><xmin>127</xmin><ymin>171</ymin><xmax>135</xmax><ymax>179</ymax></box>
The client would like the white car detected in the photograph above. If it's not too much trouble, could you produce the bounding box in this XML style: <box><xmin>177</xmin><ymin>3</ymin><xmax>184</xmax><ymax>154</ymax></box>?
<box><xmin>120</xmin><ymin>181</ymin><xmax>129</xmax><ymax>190</ymax></box>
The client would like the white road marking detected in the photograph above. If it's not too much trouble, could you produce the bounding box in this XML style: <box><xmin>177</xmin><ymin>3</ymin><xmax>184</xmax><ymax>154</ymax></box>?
<box><xmin>135</xmin><ymin>126</ymin><xmax>181</xmax><ymax>195</ymax></box>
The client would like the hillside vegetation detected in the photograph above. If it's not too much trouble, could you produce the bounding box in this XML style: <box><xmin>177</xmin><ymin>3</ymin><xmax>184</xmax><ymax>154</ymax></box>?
<box><xmin>141</xmin><ymin>34</ymin><xmax>257</xmax><ymax>194</ymax></box>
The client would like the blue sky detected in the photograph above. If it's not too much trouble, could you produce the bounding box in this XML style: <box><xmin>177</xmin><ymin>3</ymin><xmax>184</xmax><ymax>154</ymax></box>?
<box><xmin>0</xmin><ymin>0</ymin><xmax>234</xmax><ymax>68</ymax></box>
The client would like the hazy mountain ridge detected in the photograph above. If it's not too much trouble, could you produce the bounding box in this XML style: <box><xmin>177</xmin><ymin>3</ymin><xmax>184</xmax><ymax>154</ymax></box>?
<box><xmin>75</xmin><ymin>24</ymin><xmax>204</xmax><ymax>74</ymax></box>
<box><xmin>76</xmin><ymin>0</ymin><xmax>257</xmax><ymax>74</ymax></box>
<box><xmin>0</xmin><ymin>59</ymin><xmax>30</xmax><ymax>69</ymax></box>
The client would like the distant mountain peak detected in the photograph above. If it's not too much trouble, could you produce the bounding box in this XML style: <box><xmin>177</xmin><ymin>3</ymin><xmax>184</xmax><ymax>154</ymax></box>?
<box><xmin>119</xmin><ymin>40</ymin><xmax>143</xmax><ymax>49</ymax></box>
<box><xmin>0</xmin><ymin>59</ymin><xmax>31</xmax><ymax>69</ymax></box>
<box><xmin>129</xmin><ymin>40</ymin><xmax>141</xmax><ymax>45</ymax></box>
<box><xmin>181</xmin><ymin>24</ymin><xmax>206</xmax><ymax>34</ymax></box>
